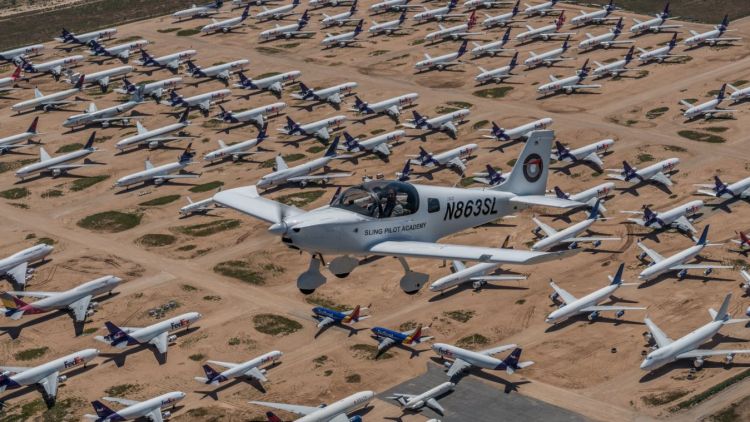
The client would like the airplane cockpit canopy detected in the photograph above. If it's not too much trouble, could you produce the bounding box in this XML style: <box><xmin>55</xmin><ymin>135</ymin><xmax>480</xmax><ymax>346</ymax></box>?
<box><xmin>332</xmin><ymin>180</ymin><xmax>419</xmax><ymax>219</ymax></box>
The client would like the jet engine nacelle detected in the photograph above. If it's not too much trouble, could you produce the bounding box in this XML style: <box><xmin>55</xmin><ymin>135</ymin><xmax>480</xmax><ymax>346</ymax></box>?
<box><xmin>472</xmin><ymin>280</ymin><xmax>487</xmax><ymax>289</ymax></box>
<box><xmin>694</xmin><ymin>358</ymin><xmax>704</xmax><ymax>368</ymax></box>
<box><xmin>168</xmin><ymin>334</ymin><xmax>178</xmax><ymax>342</ymax></box>
<box><xmin>638</xmin><ymin>252</ymin><xmax>647</xmax><ymax>260</ymax></box>
<box><xmin>57</xmin><ymin>375</ymin><xmax>68</xmax><ymax>383</ymax></box>
<box><xmin>549</xmin><ymin>291</ymin><xmax>559</xmax><ymax>302</ymax></box>
<box><xmin>593</xmin><ymin>240</ymin><xmax>602</xmax><ymax>248</ymax></box>
<box><xmin>349</xmin><ymin>416</ymin><xmax>363</xmax><ymax>422</ymax></box>
<box><xmin>443</xmin><ymin>361</ymin><xmax>453</xmax><ymax>369</ymax></box>
<box><xmin>587</xmin><ymin>311</ymin><xmax>600</xmax><ymax>321</ymax></box>
<box><xmin>704</xmin><ymin>268</ymin><xmax>713</xmax><ymax>276</ymax></box>
<box><xmin>564</xmin><ymin>87</ymin><xmax>574</xmax><ymax>94</ymax></box>
<box><xmin>148</xmin><ymin>140</ymin><xmax>161</xmax><ymax>149</ymax></box>
<box><xmin>726</xmin><ymin>354</ymin><xmax>735</xmax><ymax>364</ymax></box>
<box><xmin>52</xmin><ymin>168</ymin><xmax>63</xmax><ymax>177</ymax></box>
<box><xmin>86</xmin><ymin>309</ymin><xmax>95</xmax><ymax>317</ymax></box>
<box><xmin>162</xmin><ymin>411</ymin><xmax>172</xmax><ymax>419</ymax></box>
<box><xmin>677</xmin><ymin>269</ymin><xmax>688</xmax><ymax>280</ymax></box>
<box><xmin>643</xmin><ymin>332</ymin><xmax>653</xmax><ymax>343</ymax></box>
<box><xmin>231</xmin><ymin>154</ymin><xmax>240</xmax><ymax>162</ymax></box>
<box><xmin>568</xmin><ymin>241</ymin><xmax>579</xmax><ymax>250</ymax></box>
<box><xmin>89</xmin><ymin>301</ymin><xmax>99</xmax><ymax>309</ymax></box>
<box><xmin>615</xmin><ymin>310</ymin><xmax>625</xmax><ymax>318</ymax></box>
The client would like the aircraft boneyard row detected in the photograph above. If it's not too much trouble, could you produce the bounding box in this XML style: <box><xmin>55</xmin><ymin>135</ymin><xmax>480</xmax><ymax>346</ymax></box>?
<box><xmin>0</xmin><ymin>0</ymin><xmax>749</xmax><ymax>420</ymax></box>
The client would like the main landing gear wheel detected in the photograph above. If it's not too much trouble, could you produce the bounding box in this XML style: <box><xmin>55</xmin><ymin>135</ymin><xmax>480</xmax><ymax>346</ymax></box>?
<box><xmin>397</xmin><ymin>257</ymin><xmax>429</xmax><ymax>294</ymax></box>
<box><xmin>297</xmin><ymin>255</ymin><xmax>327</xmax><ymax>294</ymax></box>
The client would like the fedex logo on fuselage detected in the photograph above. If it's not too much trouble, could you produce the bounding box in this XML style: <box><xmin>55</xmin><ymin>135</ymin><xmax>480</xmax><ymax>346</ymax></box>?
<box><xmin>458</xmin><ymin>146</ymin><xmax>475</xmax><ymax>156</ymax></box>
<box><xmin>162</xmin><ymin>397</ymin><xmax>179</xmax><ymax>405</ymax></box>
<box><xmin>179</xmin><ymin>52</ymin><xmax>195</xmax><ymax>59</ymax></box>
<box><xmin>399</xmin><ymin>96</ymin><xmax>415</xmax><ymax>105</ymax></box>
<box><xmin>387</xmin><ymin>133</ymin><xmax>402</xmax><ymax>141</ymax></box>
<box><xmin>435</xmin><ymin>347</ymin><xmax>454</xmax><ymax>358</ymax></box>
<box><xmin>597</xmin><ymin>186</ymin><xmax>611</xmax><ymax>197</ymax></box>
<box><xmin>662</xmin><ymin>161</ymin><xmax>676</xmax><ymax>170</ymax></box>
<box><xmin>64</xmin><ymin>356</ymin><xmax>85</xmax><ymax>368</ymax></box>
<box><xmin>171</xmin><ymin>319</ymin><xmax>190</xmax><ymax>329</ymax></box>
<box><xmin>595</xmin><ymin>143</ymin><xmax>610</xmax><ymax>152</ymax></box>
<box><xmin>686</xmin><ymin>204</ymin><xmax>701</xmax><ymax>214</ymax></box>
<box><xmin>212</xmin><ymin>92</ymin><xmax>229</xmax><ymax>100</ymax></box>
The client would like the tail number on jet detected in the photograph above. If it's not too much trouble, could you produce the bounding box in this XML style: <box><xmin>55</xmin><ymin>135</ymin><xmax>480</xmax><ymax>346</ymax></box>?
<box><xmin>444</xmin><ymin>198</ymin><xmax>498</xmax><ymax>221</ymax></box>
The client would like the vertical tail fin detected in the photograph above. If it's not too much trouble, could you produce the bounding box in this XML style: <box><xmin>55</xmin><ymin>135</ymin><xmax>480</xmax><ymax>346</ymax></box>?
<box><xmin>202</xmin><ymin>364</ymin><xmax>221</xmax><ymax>383</ymax></box>
<box><xmin>74</xmin><ymin>74</ymin><xmax>85</xmax><ymax>89</ymax></box>
<box><xmin>717</xmin><ymin>83</ymin><xmax>727</xmax><ymax>101</ymax></box>
<box><xmin>83</xmin><ymin>131</ymin><xmax>96</xmax><ymax>150</ymax></box>
<box><xmin>266</xmin><ymin>412</ymin><xmax>284</xmax><ymax>422</ymax></box>
<box><xmin>0</xmin><ymin>292</ymin><xmax>28</xmax><ymax>311</ymax></box>
<box><xmin>11</xmin><ymin>65</ymin><xmax>22</xmax><ymax>80</ymax></box>
<box><xmin>714</xmin><ymin>293</ymin><xmax>731</xmax><ymax>322</ymax></box>
<box><xmin>180</xmin><ymin>143</ymin><xmax>195</xmax><ymax>163</ymax></box>
<box><xmin>502</xmin><ymin>27</ymin><xmax>512</xmax><ymax>44</ymax></box>
<box><xmin>509</xmin><ymin>51</ymin><xmax>519</xmax><ymax>69</ymax></box>
<box><xmin>622</xmin><ymin>160</ymin><xmax>634</xmax><ymax>177</ymax></box>
<box><xmin>241</xmin><ymin>4</ymin><xmax>251</xmax><ymax>20</ymax></box>
<box><xmin>91</xmin><ymin>400</ymin><xmax>116</xmax><ymax>418</ymax></box>
<box><xmin>325</xmin><ymin>136</ymin><xmax>340</xmax><ymax>157</ymax></box>
<box><xmin>504</xmin><ymin>348</ymin><xmax>523</xmax><ymax>372</ymax></box>
<box><xmin>624</xmin><ymin>45</ymin><xmax>634</xmax><ymax>63</ymax></box>
<box><xmin>179</xmin><ymin>107</ymin><xmax>191</xmax><ymax>124</ymax></box>
<box><xmin>610</xmin><ymin>263</ymin><xmax>625</xmax><ymax>285</ymax></box>
<box><xmin>398</xmin><ymin>159</ymin><xmax>411</xmax><ymax>181</ymax></box>
<box><xmin>553</xmin><ymin>186</ymin><xmax>568</xmax><ymax>199</ymax></box>
<box><xmin>27</xmin><ymin>117</ymin><xmax>39</xmax><ymax>134</ymax></box>
<box><xmin>457</xmin><ymin>39</ymin><xmax>468</xmax><ymax>57</ymax></box>
<box><xmin>696</xmin><ymin>225</ymin><xmax>710</xmax><ymax>246</ymax></box>
<box><xmin>587</xmin><ymin>199</ymin><xmax>602</xmax><ymax>220</ymax></box>
<box><xmin>718</xmin><ymin>14</ymin><xmax>729</xmax><ymax>31</ymax></box>
<box><xmin>668</xmin><ymin>32</ymin><xmax>677</xmax><ymax>49</ymax></box>
<box><xmin>492</xmin><ymin>130</ymin><xmax>552</xmax><ymax>195</ymax></box>
<box><xmin>257</xmin><ymin>123</ymin><xmax>269</xmax><ymax>142</ymax></box>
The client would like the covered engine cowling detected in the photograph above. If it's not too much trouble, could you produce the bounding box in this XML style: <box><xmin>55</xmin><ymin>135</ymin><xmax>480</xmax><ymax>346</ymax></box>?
<box><xmin>168</xmin><ymin>334</ymin><xmax>177</xmax><ymax>342</ymax></box>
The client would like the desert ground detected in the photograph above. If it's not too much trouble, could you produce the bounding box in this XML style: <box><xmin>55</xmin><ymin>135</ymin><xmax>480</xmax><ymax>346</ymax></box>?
<box><xmin>0</xmin><ymin>1</ymin><xmax>750</xmax><ymax>421</ymax></box>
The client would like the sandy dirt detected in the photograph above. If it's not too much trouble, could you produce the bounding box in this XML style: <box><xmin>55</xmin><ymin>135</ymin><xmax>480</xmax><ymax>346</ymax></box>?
<box><xmin>0</xmin><ymin>2</ymin><xmax>750</xmax><ymax>421</ymax></box>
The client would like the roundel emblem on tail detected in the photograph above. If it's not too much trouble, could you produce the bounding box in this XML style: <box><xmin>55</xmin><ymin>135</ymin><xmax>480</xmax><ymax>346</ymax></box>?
<box><xmin>523</xmin><ymin>153</ymin><xmax>543</xmax><ymax>183</ymax></box>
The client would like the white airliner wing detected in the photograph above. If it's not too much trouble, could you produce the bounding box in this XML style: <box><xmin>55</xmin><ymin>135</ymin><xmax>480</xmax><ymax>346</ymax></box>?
<box><xmin>39</xmin><ymin>371</ymin><xmax>60</xmax><ymax>398</ymax></box>
<box><xmin>68</xmin><ymin>294</ymin><xmax>92</xmax><ymax>322</ymax></box>
<box><xmin>637</xmin><ymin>242</ymin><xmax>664</xmax><ymax>263</ymax></box>
<box><xmin>426</xmin><ymin>398</ymin><xmax>445</xmax><ymax>414</ymax></box>
<box><xmin>146</xmin><ymin>409</ymin><xmax>164</xmax><ymax>422</ymax></box>
<box><xmin>447</xmin><ymin>157</ymin><xmax>466</xmax><ymax>172</ymax></box>
<box><xmin>0</xmin><ymin>366</ymin><xmax>29</xmax><ymax>374</ymax></box>
<box><xmin>213</xmin><ymin>185</ymin><xmax>306</xmax><ymax>224</ymax></box>
<box><xmin>316</xmin><ymin>316</ymin><xmax>335</xmax><ymax>328</ymax></box>
<box><xmin>9</xmin><ymin>290</ymin><xmax>57</xmax><ymax>298</ymax></box>
<box><xmin>446</xmin><ymin>357</ymin><xmax>472</xmax><ymax>377</ymax></box>
<box><xmin>649</xmin><ymin>172</ymin><xmax>673</xmax><ymax>186</ymax></box>
<box><xmin>532</xmin><ymin>217</ymin><xmax>557</xmax><ymax>237</ymax></box>
<box><xmin>378</xmin><ymin>337</ymin><xmax>396</xmax><ymax>350</ymax></box>
<box><xmin>368</xmin><ymin>241</ymin><xmax>566</xmax><ymax>264</ymax></box>
<box><xmin>5</xmin><ymin>262</ymin><xmax>27</xmax><ymax>286</ymax></box>
<box><xmin>287</xmin><ymin>173</ymin><xmax>352</xmax><ymax>183</ymax></box>
<box><xmin>671</xmin><ymin>264</ymin><xmax>733</xmax><ymax>270</ymax></box>
<box><xmin>328</xmin><ymin>93</ymin><xmax>342</xmax><ymax>104</ymax></box>
<box><xmin>249</xmin><ymin>401</ymin><xmax>321</xmax><ymax>416</ymax></box>
<box><xmin>206</xmin><ymin>360</ymin><xmax>238</xmax><ymax>369</ymax></box>
<box><xmin>316</xmin><ymin>127</ymin><xmax>330</xmax><ymax>140</ymax></box>
<box><xmin>246</xmin><ymin>367</ymin><xmax>268</xmax><ymax>382</ymax></box>
<box><xmin>677</xmin><ymin>349</ymin><xmax>750</xmax><ymax>359</ymax></box>
<box><xmin>479</xmin><ymin>343</ymin><xmax>517</xmax><ymax>356</ymax></box>
<box><xmin>373</xmin><ymin>143</ymin><xmax>391</xmax><ymax>156</ymax></box>
<box><xmin>565</xmin><ymin>236</ymin><xmax>621</xmax><ymax>243</ymax></box>
<box><xmin>569</xmin><ymin>84</ymin><xmax>602</xmax><ymax>90</ymax></box>
<box><xmin>644</xmin><ymin>317</ymin><xmax>673</xmax><ymax>348</ymax></box>
<box><xmin>510</xmin><ymin>195</ymin><xmax>583</xmax><ymax>209</ymax></box>
<box><xmin>673</xmin><ymin>216</ymin><xmax>697</xmax><ymax>233</ymax></box>
<box><xmin>549</xmin><ymin>281</ymin><xmax>576</xmax><ymax>304</ymax></box>
<box><xmin>149</xmin><ymin>331</ymin><xmax>169</xmax><ymax>354</ymax></box>
<box><xmin>583</xmin><ymin>152</ymin><xmax>604</xmax><ymax>167</ymax></box>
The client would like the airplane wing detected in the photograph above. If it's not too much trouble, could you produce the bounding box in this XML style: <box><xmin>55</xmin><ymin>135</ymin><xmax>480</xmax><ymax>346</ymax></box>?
<box><xmin>152</xmin><ymin>174</ymin><xmax>201</xmax><ymax>181</ymax></box>
<box><xmin>510</xmin><ymin>196</ymin><xmax>584</xmax><ymax>209</ymax></box>
<box><xmin>373</xmin><ymin>143</ymin><xmax>391</xmax><ymax>156</ymax></box>
<box><xmin>649</xmin><ymin>172</ymin><xmax>673</xmax><ymax>186</ymax></box>
<box><xmin>0</xmin><ymin>366</ymin><xmax>29</xmax><ymax>374</ymax></box>
<box><xmin>149</xmin><ymin>331</ymin><xmax>169</xmax><ymax>354</ymax></box>
<box><xmin>8</xmin><ymin>290</ymin><xmax>57</xmax><ymax>298</ymax></box>
<box><xmin>316</xmin><ymin>127</ymin><xmax>330</xmax><ymax>140</ymax></box>
<box><xmin>564</xmin><ymin>236</ymin><xmax>621</xmax><ymax>243</ymax></box>
<box><xmin>48</xmin><ymin>163</ymin><xmax>95</xmax><ymax>171</ymax></box>
<box><xmin>166</xmin><ymin>60</ymin><xmax>180</xmax><ymax>70</ymax></box>
<box><xmin>328</xmin><ymin>93</ymin><xmax>342</xmax><ymax>105</ymax></box>
<box><xmin>378</xmin><ymin>337</ymin><xmax>396</xmax><ymax>350</ymax></box>
<box><xmin>5</xmin><ymin>262</ymin><xmax>28</xmax><ymax>286</ymax></box>
<box><xmin>316</xmin><ymin>316</ymin><xmax>335</xmax><ymax>329</ymax></box>
<box><xmin>426</xmin><ymin>398</ymin><xmax>445</xmax><ymax>414</ymax></box>
<box><xmin>673</xmin><ymin>216</ymin><xmax>696</xmax><ymax>233</ymax></box>
<box><xmin>470</xmin><ymin>275</ymin><xmax>527</xmax><ymax>282</ymax></box>
<box><xmin>213</xmin><ymin>185</ymin><xmax>306</xmax><ymax>225</ymax></box>
<box><xmin>146</xmin><ymin>409</ymin><xmax>164</xmax><ymax>422</ymax></box>
<box><xmin>644</xmin><ymin>317</ymin><xmax>673</xmax><ymax>348</ymax></box>
<box><xmin>671</xmin><ymin>264</ymin><xmax>733</xmax><ymax>270</ymax></box>
<box><xmin>549</xmin><ymin>281</ymin><xmax>576</xmax><ymax>304</ymax></box>
<box><xmin>38</xmin><ymin>371</ymin><xmax>60</xmax><ymax>399</ymax></box>
<box><xmin>442</xmin><ymin>121</ymin><xmax>458</xmax><ymax>135</ymax></box>
<box><xmin>287</xmin><ymin>173</ymin><xmax>352</xmax><ymax>183</ymax></box>
<box><xmin>569</xmin><ymin>84</ymin><xmax>602</xmax><ymax>90</ymax></box>
<box><xmin>583</xmin><ymin>152</ymin><xmax>604</xmax><ymax>167</ymax></box>
<box><xmin>104</xmin><ymin>397</ymin><xmax>141</xmax><ymax>406</ymax></box>
<box><xmin>707</xmin><ymin>37</ymin><xmax>742</xmax><ymax>43</ymax></box>
<box><xmin>368</xmin><ymin>241</ymin><xmax>567</xmax><ymax>265</ymax></box>
<box><xmin>532</xmin><ymin>217</ymin><xmax>557</xmax><ymax>237</ymax></box>
<box><xmin>250</xmin><ymin>401</ymin><xmax>321</xmax><ymax>416</ymax></box>
<box><xmin>117</xmin><ymin>50</ymin><xmax>130</xmax><ymax>60</ymax></box>
<box><xmin>676</xmin><ymin>349</ymin><xmax>750</xmax><ymax>359</ymax></box>
<box><xmin>446</xmin><ymin>357</ymin><xmax>472</xmax><ymax>377</ymax></box>
<box><xmin>68</xmin><ymin>294</ymin><xmax>92</xmax><ymax>322</ymax></box>
<box><xmin>548</xmin><ymin>75</ymin><xmax>559</xmax><ymax>82</ymax></box>
<box><xmin>479</xmin><ymin>343</ymin><xmax>516</xmax><ymax>356</ymax></box>
<box><xmin>245</xmin><ymin>366</ymin><xmax>268</xmax><ymax>382</ymax></box>
<box><xmin>447</xmin><ymin>157</ymin><xmax>466</xmax><ymax>172</ymax></box>
<box><xmin>637</xmin><ymin>242</ymin><xmax>664</xmax><ymax>263</ymax></box>
<box><xmin>206</xmin><ymin>360</ymin><xmax>238</xmax><ymax>369</ymax></box>
<box><xmin>199</xmin><ymin>100</ymin><xmax>211</xmax><ymax>111</ymax></box>
<box><xmin>701</xmin><ymin>109</ymin><xmax>736</xmax><ymax>114</ymax></box>
<box><xmin>580</xmin><ymin>305</ymin><xmax>646</xmax><ymax>312</ymax></box>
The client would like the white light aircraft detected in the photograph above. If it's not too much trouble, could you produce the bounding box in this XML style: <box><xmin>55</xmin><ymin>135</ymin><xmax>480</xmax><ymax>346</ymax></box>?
<box><xmin>546</xmin><ymin>263</ymin><xmax>646</xmax><ymax>323</ymax></box>
<box><xmin>622</xmin><ymin>200</ymin><xmax>702</xmax><ymax>234</ymax></box>
<box><xmin>15</xmin><ymin>132</ymin><xmax>99</xmax><ymax>179</ymax></box>
<box><xmin>85</xmin><ymin>392</ymin><xmax>186</xmax><ymax>422</ymax></box>
<box><xmin>641</xmin><ymin>293</ymin><xmax>750</xmax><ymax>371</ymax></box>
<box><xmin>96</xmin><ymin>312</ymin><xmax>202</xmax><ymax>358</ymax></box>
<box><xmin>531</xmin><ymin>200</ymin><xmax>619</xmax><ymax>251</ymax></box>
<box><xmin>0</xmin><ymin>275</ymin><xmax>121</xmax><ymax>323</ymax></box>
<box><xmin>252</xmin><ymin>391</ymin><xmax>374</xmax><ymax>422</ymax></box>
<box><xmin>637</xmin><ymin>226</ymin><xmax>731</xmax><ymax>281</ymax></box>
<box><xmin>433</xmin><ymin>343</ymin><xmax>533</xmax><ymax>377</ymax></box>
<box><xmin>114</xmin><ymin>145</ymin><xmax>199</xmax><ymax>187</ymax></box>
<box><xmin>212</xmin><ymin>130</ymin><xmax>580</xmax><ymax>294</ymax></box>
<box><xmin>0</xmin><ymin>243</ymin><xmax>54</xmax><ymax>288</ymax></box>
